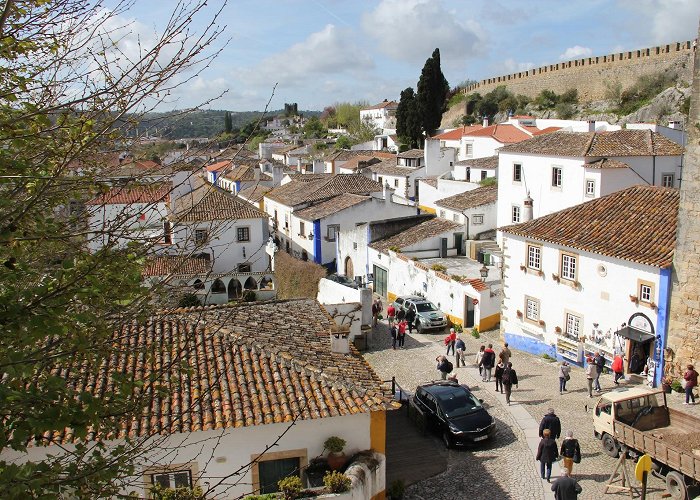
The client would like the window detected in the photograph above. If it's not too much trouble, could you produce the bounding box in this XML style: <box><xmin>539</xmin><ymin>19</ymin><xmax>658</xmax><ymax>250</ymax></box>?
<box><xmin>560</xmin><ymin>253</ymin><xmax>577</xmax><ymax>281</ymax></box>
<box><xmin>525</xmin><ymin>296</ymin><xmax>540</xmax><ymax>321</ymax></box>
<box><xmin>378</xmin><ymin>176</ymin><xmax>383</xmax><ymax>185</ymax></box>
<box><xmin>513</xmin><ymin>163</ymin><xmax>522</xmax><ymax>182</ymax></box>
<box><xmin>472</xmin><ymin>214</ymin><xmax>484</xmax><ymax>224</ymax></box>
<box><xmin>565</xmin><ymin>312</ymin><xmax>582</xmax><ymax>338</ymax></box>
<box><xmin>299</xmin><ymin>221</ymin><xmax>305</xmax><ymax>236</ymax></box>
<box><xmin>194</xmin><ymin>229</ymin><xmax>208</xmax><ymax>244</ymax></box>
<box><xmin>284</xmin><ymin>213</ymin><xmax>289</xmax><ymax>229</ymax></box>
<box><xmin>465</xmin><ymin>167</ymin><xmax>471</xmax><ymax>182</ymax></box>
<box><xmin>585</xmin><ymin>179</ymin><xmax>595</xmax><ymax>197</ymax></box>
<box><xmin>452</xmin><ymin>213</ymin><xmax>459</xmax><ymax>222</ymax></box>
<box><xmin>440</xmin><ymin>210</ymin><xmax>446</xmax><ymax>218</ymax></box>
<box><xmin>237</xmin><ymin>227</ymin><xmax>250</xmax><ymax>242</ymax></box>
<box><xmin>394</xmin><ymin>178</ymin><xmax>399</xmax><ymax>188</ymax></box>
<box><xmin>527</xmin><ymin>245</ymin><xmax>541</xmax><ymax>270</ymax></box>
<box><xmin>257</xmin><ymin>457</ymin><xmax>302</xmax><ymax>494</ymax></box>
<box><xmin>326</xmin><ymin>225</ymin><xmax>339</xmax><ymax>241</ymax></box>
<box><xmin>552</xmin><ymin>167</ymin><xmax>562</xmax><ymax>188</ymax></box>
<box><xmin>662</xmin><ymin>174</ymin><xmax>675</xmax><ymax>187</ymax></box>
<box><xmin>638</xmin><ymin>280</ymin><xmax>655</xmax><ymax>303</ymax></box>
<box><xmin>238</xmin><ymin>263</ymin><xmax>251</xmax><ymax>273</ymax></box>
<box><xmin>152</xmin><ymin>470</ymin><xmax>192</xmax><ymax>489</ymax></box>
<box><xmin>512</xmin><ymin>205</ymin><xmax>521</xmax><ymax>223</ymax></box>
<box><xmin>481</xmin><ymin>171</ymin><xmax>487</xmax><ymax>181</ymax></box>
<box><xmin>465</xmin><ymin>143</ymin><xmax>473</xmax><ymax>157</ymax></box>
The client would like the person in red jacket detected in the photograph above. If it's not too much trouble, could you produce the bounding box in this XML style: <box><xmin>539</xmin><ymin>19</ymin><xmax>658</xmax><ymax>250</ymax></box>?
<box><xmin>684</xmin><ymin>364</ymin><xmax>699</xmax><ymax>405</ymax></box>
<box><xmin>612</xmin><ymin>354</ymin><xmax>624</xmax><ymax>385</ymax></box>
<box><xmin>387</xmin><ymin>303</ymin><xmax>396</xmax><ymax>326</ymax></box>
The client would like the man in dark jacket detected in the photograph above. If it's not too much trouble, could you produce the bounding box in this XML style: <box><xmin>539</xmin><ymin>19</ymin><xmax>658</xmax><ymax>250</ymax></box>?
<box><xmin>480</xmin><ymin>343</ymin><xmax>496</xmax><ymax>382</ymax></box>
<box><xmin>594</xmin><ymin>351</ymin><xmax>605</xmax><ymax>392</ymax></box>
<box><xmin>551</xmin><ymin>469</ymin><xmax>582</xmax><ymax>499</ymax></box>
<box><xmin>405</xmin><ymin>307</ymin><xmax>417</xmax><ymax>333</ymax></box>
<box><xmin>536</xmin><ymin>428</ymin><xmax>558</xmax><ymax>481</ymax></box>
<box><xmin>539</xmin><ymin>408</ymin><xmax>561</xmax><ymax>439</ymax></box>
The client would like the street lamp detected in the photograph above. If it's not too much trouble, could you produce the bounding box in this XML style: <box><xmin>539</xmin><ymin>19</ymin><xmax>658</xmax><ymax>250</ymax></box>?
<box><xmin>479</xmin><ymin>264</ymin><xmax>489</xmax><ymax>282</ymax></box>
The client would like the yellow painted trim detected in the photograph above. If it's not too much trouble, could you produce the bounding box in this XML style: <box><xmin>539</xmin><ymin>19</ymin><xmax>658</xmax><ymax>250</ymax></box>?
<box><xmin>445</xmin><ymin>313</ymin><xmax>462</xmax><ymax>328</ymax></box>
<box><xmin>371</xmin><ymin>490</ymin><xmax>386</xmax><ymax>500</ymax></box>
<box><xmin>369</xmin><ymin>410</ymin><xmax>386</xmax><ymax>454</ymax></box>
<box><xmin>479</xmin><ymin>312</ymin><xmax>501</xmax><ymax>332</ymax></box>
<box><xmin>418</xmin><ymin>205</ymin><xmax>436</xmax><ymax>214</ymax></box>
<box><xmin>387</xmin><ymin>291</ymin><xmax>397</xmax><ymax>303</ymax></box>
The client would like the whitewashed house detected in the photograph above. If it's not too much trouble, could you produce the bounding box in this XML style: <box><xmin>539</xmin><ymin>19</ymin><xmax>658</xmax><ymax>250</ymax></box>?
<box><xmin>434</xmin><ymin>184</ymin><xmax>498</xmax><ymax>240</ymax></box>
<box><xmin>500</xmin><ymin>185</ymin><xmax>677</xmax><ymax>387</ymax></box>
<box><xmin>359</xmin><ymin>100</ymin><xmax>398</xmax><ymax>132</ymax></box>
<box><xmin>453</xmin><ymin>156</ymin><xmax>499</xmax><ymax>183</ymax></box>
<box><xmin>496</xmin><ymin>129</ymin><xmax>684</xmax><ymax>233</ymax></box>
<box><xmin>169</xmin><ymin>183</ymin><xmax>270</xmax><ymax>275</ymax></box>
<box><xmin>372</xmin><ymin>133</ymin><xmax>399</xmax><ymax>152</ymax></box>
<box><xmin>322</xmin><ymin>150</ymin><xmax>395</xmax><ymax>174</ymax></box>
<box><xmin>1</xmin><ymin>300</ymin><xmax>393</xmax><ymax>499</ymax></box>
<box><xmin>206</xmin><ymin>159</ymin><xmax>273</xmax><ymax>194</ymax></box>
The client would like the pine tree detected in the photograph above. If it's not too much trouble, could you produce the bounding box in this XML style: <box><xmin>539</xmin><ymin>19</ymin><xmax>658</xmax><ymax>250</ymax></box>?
<box><xmin>224</xmin><ymin>111</ymin><xmax>233</xmax><ymax>133</ymax></box>
<box><xmin>417</xmin><ymin>48</ymin><xmax>450</xmax><ymax>137</ymax></box>
<box><xmin>396</xmin><ymin>87</ymin><xmax>422</xmax><ymax>149</ymax></box>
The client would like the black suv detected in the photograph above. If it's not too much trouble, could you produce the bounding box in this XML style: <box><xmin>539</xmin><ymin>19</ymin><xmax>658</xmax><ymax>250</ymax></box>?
<box><xmin>412</xmin><ymin>381</ymin><xmax>496</xmax><ymax>448</ymax></box>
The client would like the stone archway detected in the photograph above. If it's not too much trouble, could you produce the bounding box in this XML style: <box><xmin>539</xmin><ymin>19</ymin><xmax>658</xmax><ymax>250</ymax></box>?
<box><xmin>228</xmin><ymin>279</ymin><xmax>242</xmax><ymax>300</ymax></box>
<box><xmin>344</xmin><ymin>256</ymin><xmax>354</xmax><ymax>278</ymax></box>
<box><xmin>259</xmin><ymin>276</ymin><xmax>273</xmax><ymax>290</ymax></box>
<box><xmin>192</xmin><ymin>279</ymin><xmax>205</xmax><ymax>290</ymax></box>
<box><xmin>211</xmin><ymin>278</ymin><xmax>226</xmax><ymax>294</ymax></box>
<box><xmin>244</xmin><ymin>277</ymin><xmax>257</xmax><ymax>290</ymax></box>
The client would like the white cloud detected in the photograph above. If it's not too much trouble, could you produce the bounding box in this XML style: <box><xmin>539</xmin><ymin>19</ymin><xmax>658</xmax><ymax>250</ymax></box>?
<box><xmin>238</xmin><ymin>24</ymin><xmax>373</xmax><ymax>89</ymax></box>
<box><xmin>502</xmin><ymin>59</ymin><xmax>535</xmax><ymax>73</ymax></box>
<box><xmin>620</xmin><ymin>0</ymin><xmax>700</xmax><ymax>44</ymax></box>
<box><xmin>362</xmin><ymin>0</ymin><xmax>485</xmax><ymax>64</ymax></box>
<box><xmin>559</xmin><ymin>45</ymin><xmax>592</xmax><ymax>60</ymax></box>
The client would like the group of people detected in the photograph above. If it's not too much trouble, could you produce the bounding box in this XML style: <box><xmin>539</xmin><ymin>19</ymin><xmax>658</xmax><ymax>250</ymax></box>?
<box><xmin>536</xmin><ymin>408</ymin><xmax>583</xmax><ymax>498</ymax></box>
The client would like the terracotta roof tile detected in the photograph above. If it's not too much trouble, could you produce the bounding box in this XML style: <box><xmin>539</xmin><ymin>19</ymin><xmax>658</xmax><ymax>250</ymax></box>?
<box><xmin>500</xmin><ymin>185</ymin><xmax>678</xmax><ymax>268</ymax></box>
<box><xmin>585</xmin><ymin>158</ymin><xmax>630</xmax><ymax>169</ymax></box>
<box><xmin>362</xmin><ymin>100</ymin><xmax>398</xmax><ymax>110</ymax></box>
<box><xmin>463</xmin><ymin>124</ymin><xmax>532</xmax><ymax>143</ymax></box>
<box><xmin>266</xmin><ymin>174</ymin><xmax>382</xmax><ymax>206</ymax></box>
<box><xmin>142</xmin><ymin>255</ymin><xmax>212</xmax><ymax>277</ymax></box>
<box><xmin>42</xmin><ymin>299</ymin><xmax>393</xmax><ymax>444</ymax></box>
<box><xmin>454</xmin><ymin>155</ymin><xmax>499</xmax><ymax>169</ymax></box>
<box><xmin>397</xmin><ymin>149</ymin><xmax>424</xmax><ymax>159</ymax></box>
<box><xmin>173</xmin><ymin>185</ymin><xmax>268</xmax><ymax>222</ymax></box>
<box><xmin>371</xmin><ymin>218</ymin><xmax>462</xmax><ymax>253</ymax></box>
<box><xmin>369</xmin><ymin>158</ymin><xmax>419</xmax><ymax>176</ymax></box>
<box><xmin>435</xmin><ymin>184</ymin><xmax>498</xmax><ymax>211</ymax></box>
<box><xmin>432</xmin><ymin>126</ymin><xmax>483</xmax><ymax>140</ymax></box>
<box><xmin>238</xmin><ymin>185</ymin><xmax>272</xmax><ymax>203</ymax></box>
<box><xmin>325</xmin><ymin>150</ymin><xmax>395</xmax><ymax>162</ymax></box>
<box><xmin>295</xmin><ymin>194</ymin><xmax>370</xmax><ymax>221</ymax></box>
<box><xmin>86</xmin><ymin>184</ymin><xmax>171</xmax><ymax>205</ymax></box>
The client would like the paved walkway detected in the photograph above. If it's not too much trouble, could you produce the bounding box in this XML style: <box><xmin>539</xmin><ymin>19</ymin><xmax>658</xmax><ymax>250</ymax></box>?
<box><xmin>365</xmin><ymin>320</ymin><xmax>700</xmax><ymax>499</ymax></box>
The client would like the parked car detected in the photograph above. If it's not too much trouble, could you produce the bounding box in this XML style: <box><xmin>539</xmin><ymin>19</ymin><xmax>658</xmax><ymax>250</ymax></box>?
<box><xmin>412</xmin><ymin>381</ymin><xmax>496</xmax><ymax>448</ymax></box>
<box><xmin>326</xmin><ymin>273</ymin><xmax>359</xmax><ymax>289</ymax></box>
<box><xmin>393</xmin><ymin>295</ymin><xmax>447</xmax><ymax>333</ymax></box>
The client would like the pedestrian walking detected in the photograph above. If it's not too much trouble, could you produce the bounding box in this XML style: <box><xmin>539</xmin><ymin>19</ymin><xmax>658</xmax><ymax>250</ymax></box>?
<box><xmin>397</xmin><ymin>319</ymin><xmax>407</xmax><ymax>349</ymax></box>
<box><xmin>559</xmin><ymin>430</ymin><xmax>581</xmax><ymax>475</ymax></box>
<box><xmin>475</xmin><ymin>345</ymin><xmax>485</xmax><ymax>378</ymax></box>
<box><xmin>559</xmin><ymin>361</ymin><xmax>571</xmax><ymax>394</ymax></box>
<box><xmin>386</xmin><ymin>303</ymin><xmax>396</xmax><ymax>326</ymax></box>
<box><xmin>371</xmin><ymin>298</ymin><xmax>382</xmax><ymax>327</ymax></box>
<box><xmin>612</xmin><ymin>354</ymin><xmax>624</xmax><ymax>385</ymax></box>
<box><xmin>495</xmin><ymin>361</ymin><xmax>505</xmax><ymax>393</ymax></box>
<box><xmin>389</xmin><ymin>324</ymin><xmax>397</xmax><ymax>350</ymax></box>
<box><xmin>536</xmin><ymin>428</ymin><xmax>559</xmax><ymax>482</ymax></box>
<box><xmin>502</xmin><ymin>362</ymin><xmax>518</xmax><ymax>405</ymax></box>
<box><xmin>683</xmin><ymin>364</ymin><xmax>699</xmax><ymax>405</ymax></box>
<box><xmin>551</xmin><ymin>469</ymin><xmax>582</xmax><ymax>499</ymax></box>
<box><xmin>455</xmin><ymin>336</ymin><xmax>466</xmax><ymax>367</ymax></box>
<box><xmin>436</xmin><ymin>355</ymin><xmax>452</xmax><ymax>380</ymax></box>
<box><xmin>480</xmin><ymin>343</ymin><xmax>496</xmax><ymax>382</ymax></box>
<box><xmin>405</xmin><ymin>306</ymin><xmax>416</xmax><ymax>334</ymax></box>
<box><xmin>499</xmin><ymin>342</ymin><xmax>512</xmax><ymax>365</ymax></box>
<box><xmin>585</xmin><ymin>355</ymin><xmax>595</xmax><ymax>398</ymax></box>
<box><xmin>593</xmin><ymin>351</ymin><xmax>605</xmax><ymax>392</ymax></box>
<box><xmin>444</xmin><ymin>328</ymin><xmax>456</xmax><ymax>355</ymax></box>
<box><xmin>539</xmin><ymin>408</ymin><xmax>561</xmax><ymax>439</ymax></box>
<box><xmin>396</xmin><ymin>307</ymin><xmax>406</xmax><ymax>324</ymax></box>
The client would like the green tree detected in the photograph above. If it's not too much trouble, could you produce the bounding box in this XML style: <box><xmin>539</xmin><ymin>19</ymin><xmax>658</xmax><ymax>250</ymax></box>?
<box><xmin>396</xmin><ymin>87</ymin><xmax>422</xmax><ymax>149</ymax></box>
<box><xmin>416</xmin><ymin>48</ymin><xmax>450</xmax><ymax>136</ymax></box>
<box><xmin>302</xmin><ymin>116</ymin><xmax>327</xmax><ymax>138</ymax></box>
<box><xmin>335</xmin><ymin>135</ymin><xmax>352</xmax><ymax>149</ymax></box>
<box><xmin>0</xmin><ymin>0</ymin><xmax>223</xmax><ymax>496</ymax></box>
<box><xmin>224</xmin><ymin>111</ymin><xmax>233</xmax><ymax>133</ymax></box>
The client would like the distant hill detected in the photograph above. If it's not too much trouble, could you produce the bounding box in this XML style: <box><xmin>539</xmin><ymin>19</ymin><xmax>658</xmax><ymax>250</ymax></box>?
<box><xmin>133</xmin><ymin>108</ymin><xmax>321</xmax><ymax>139</ymax></box>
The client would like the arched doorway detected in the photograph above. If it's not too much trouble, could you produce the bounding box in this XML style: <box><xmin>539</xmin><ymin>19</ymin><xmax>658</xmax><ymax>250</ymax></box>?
<box><xmin>192</xmin><ymin>279</ymin><xmax>205</xmax><ymax>290</ymax></box>
<box><xmin>259</xmin><ymin>276</ymin><xmax>272</xmax><ymax>290</ymax></box>
<box><xmin>211</xmin><ymin>279</ymin><xmax>226</xmax><ymax>294</ymax></box>
<box><xmin>344</xmin><ymin>256</ymin><xmax>354</xmax><ymax>279</ymax></box>
<box><xmin>228</xmin><ymin>279</ymin><xmax>242</xmax><ymax>300</ymax></box>
<box><xmin>244</xmin><ymin>277</ymin><xmax>257</xmax><ymax>290</ymax></box>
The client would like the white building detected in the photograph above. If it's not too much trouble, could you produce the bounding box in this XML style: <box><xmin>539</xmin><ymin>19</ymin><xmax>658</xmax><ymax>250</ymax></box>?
<box><xmin>1</xmin><ymin>300</ymin><xmax>392</xmax><ymax>499</ymax></box>
<box><xmin>453</xmin><ymin>156</ymin><xmax>499</xmax><ymax>183</ymax></box>
<box><xmin>359</xmin><ymin>100</ymin><xmax>398</xmax><ymax>132</ymax></box>
<box><xmin>500</xmin><ymin>185</ymin><xmax>677</xmax><ymax>387</ymax></box>
<box><xmin>434</xmin><ymin>184</ymin><xmax>498</xmax><ymax>239</ymax></box>
<box><xmin>496</xmin><ymin>129</ymin><xmax>684</xmax><ymax>233</ymax></box>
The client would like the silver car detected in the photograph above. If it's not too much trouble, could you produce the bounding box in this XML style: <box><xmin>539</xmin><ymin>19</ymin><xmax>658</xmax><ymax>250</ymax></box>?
<box><xmin>394</xmin><ymin>295</ymin><xmax>448</xmax><ymax>333</ymax></box>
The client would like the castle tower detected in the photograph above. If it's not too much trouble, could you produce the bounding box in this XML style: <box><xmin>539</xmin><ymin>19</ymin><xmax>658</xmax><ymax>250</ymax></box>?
<box><xmin>667</xmin><ymin>23</ymin><xmax>700</xmax><ymax>376</ymax></box>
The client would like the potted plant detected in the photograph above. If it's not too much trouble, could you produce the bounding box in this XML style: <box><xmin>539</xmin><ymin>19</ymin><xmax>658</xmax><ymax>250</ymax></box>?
<box><xmin>323</xmin><ymin>471</ymin><xmax>351</xmax><ymax>493</ymax></box>
<box><xmin>324</xmin><ymin>436</ymin><xmax>347</xmax><ymax>470</ymax></box>
<box><xmin>519</xmin><ymin>264</ymin><xmax>527</xmax><ymax>271</ymax></box>
<box><xmin>538</xmin><ymin>319</ymin><xmax>546</xmax><ymax>327</ymax></box>
<box><xmin>305</xmin><ymin>457</ymin><xmax>330</xmax><ymax>488</ymax></box>
<box><xmin>661</xmin><ymin>376</ymin><xmax>673</xmax><ymax>394</ymax></box>
<box><xmin>629</xmin><ymin>295</ymin><xmax>639</xmax><ymax>304</ymax></box>
<box><xmin>554</xmin><ymin>326</ymin><xmax>562</xmax><ymax>334</ymax></box>
<box><xmin>516</xmin><ymin>310</ymin><xmax>524</xmax><ymax>319</ymax></box>
<box><xmin>552</xmin><ymin>273</ymin><xmax>560</xmax><ymax>282</ymax></box>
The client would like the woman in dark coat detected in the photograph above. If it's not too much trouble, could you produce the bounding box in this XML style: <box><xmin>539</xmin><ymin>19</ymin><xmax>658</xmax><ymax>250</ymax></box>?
<box><xmin>405</xmin><ymin>306</ymin><xmax>417</xmax><ymax>334</ymax></box>
<box><xmin>536</xmin><ymin>428</ymin><xmax>559</xmax><ymax>482</ymax></box>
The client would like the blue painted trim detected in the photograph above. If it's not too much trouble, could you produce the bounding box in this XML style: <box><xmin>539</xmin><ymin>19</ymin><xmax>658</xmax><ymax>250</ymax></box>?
<box><xmin>504</xmin><ymin>332</ymin><xmax>557</xmax><ymax>359</ymax></box>
<box><xmin>234</xmin><ymin>180</ymin><xmax>241</xmax><ymax>193</ymax></box>
<box><xmin>655</xmin><ymin>267</ymin><xmax>672</xmax><ymax>388</ymax></box>
<box><xmin>313</xmin><ymin>220</ymin><xmax>322</xmax><ymax>264</ymax></box>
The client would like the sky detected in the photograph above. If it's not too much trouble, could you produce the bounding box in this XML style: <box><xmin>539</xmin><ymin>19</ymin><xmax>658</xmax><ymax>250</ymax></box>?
<box><xmin>113</xmin><ymin>0</ymin><xmax>700</xmax><ymax>112</ymax></box>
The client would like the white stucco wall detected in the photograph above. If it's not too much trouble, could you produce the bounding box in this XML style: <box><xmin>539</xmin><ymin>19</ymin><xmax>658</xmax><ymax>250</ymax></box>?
<box><xmin>418</xmin><ymin>178</ymin><xmax>477</xmax><ymax>213</ymax></box>
<box><xmin>459</xmin><ymin>136</ymin><xmax>503</xmax><ymax>161</ymax></box>
<box><xmin>439</xmin><ymin>203</ymin><xmax>497</xmax><ymax>238</ymax></box>
<box><xmin>87</xmin><ymin>201</ymin><xmax>169</xmax><ymax>252</ymax></box>
<box><xmin>317</xmin><ymin>281</ymin><xmax>373</xmax><ymax>329</ymax></box>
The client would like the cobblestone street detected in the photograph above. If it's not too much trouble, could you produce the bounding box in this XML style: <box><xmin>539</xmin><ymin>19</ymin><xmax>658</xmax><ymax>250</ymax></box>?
<box><xmin>364</xmin><ymin>320</ymin><xmax>700</xmax><ymax>499</ymax></box>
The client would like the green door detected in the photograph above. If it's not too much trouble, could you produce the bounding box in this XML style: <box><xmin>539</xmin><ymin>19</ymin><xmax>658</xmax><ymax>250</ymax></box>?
<box><xmin>374</xmin><ymin>265</ymin><xmax>388</xmax><ymax>298</ymax></box>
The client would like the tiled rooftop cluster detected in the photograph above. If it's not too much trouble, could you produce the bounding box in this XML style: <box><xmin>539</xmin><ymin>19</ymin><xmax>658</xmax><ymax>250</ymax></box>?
<box><xmin>436</xmin><ymin>184</ymin><xmax>498</xmax><ymax>211</ymax></box>
<box><xmin>142</xmin><ymin>255</ymin><xmax>212</xmax><ymax>277</ymax></box>
<box><xmin>371</xmin><ymin>218</ymin><xmax>462</xmax><ymax>253</ymax></box>
<box><xmin>266</xmin><ymin>174</ymin><xmax>382</xmax><ymax>206</ymax></box>
<box><xmin>86</xmin><ymin>184</ymin><xmax>171</xmax><ymax>205</ymax></box>
<box><xmin>173</xmin><ymin>184</ymin><xmax>268</xmax><ymax>222</ymax></box>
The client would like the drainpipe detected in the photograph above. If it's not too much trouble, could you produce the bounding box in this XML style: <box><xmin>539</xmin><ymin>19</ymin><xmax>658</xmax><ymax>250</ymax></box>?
<box><xmin>461</xmin><ymin>210</ymin><xmax>470</xmax><ymax>241</ymax></box>
<box><xmin>652</xmin><ymin>155</ymin><xmax>656</xmax><ymax>185</ymax></box>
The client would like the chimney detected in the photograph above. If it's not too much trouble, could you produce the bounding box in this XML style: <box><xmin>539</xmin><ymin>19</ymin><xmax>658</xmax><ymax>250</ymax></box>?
<box><xmin>668</xmin><ymin>120</ymin><xmax>681</xmax><ymax>130</ymax></box>
<box><xmin>254</xmin><ymin>166</ymin><xmax>260</xmax><ymax>181</ymax></box>
<box><xmin>272</xmin><ymin>164</ymin><xmax>283</xmax><ymax>186</ymax></box>
<box><xmin>382</xmin><ymin>181</ymin><xmax>391</xmax><ymax>202</ymax></box>
<box><xmin>523</xmin><ymin>192</ymin><xmax>534</xmax><ymax>222</ymax></box>
<box><xmin>482</xmin><ymin>117</ymin><xmax>489</xmax><ymax>127</ymax></box>
<box><xmin>330</xmin><ymin>324</ymin><xmax>351</xmax><ymax>354</ymax></box>
<box><xmin>588</xmin><ymin>120</ymin><xmax>596</xmax><ymax>132</ymax></box>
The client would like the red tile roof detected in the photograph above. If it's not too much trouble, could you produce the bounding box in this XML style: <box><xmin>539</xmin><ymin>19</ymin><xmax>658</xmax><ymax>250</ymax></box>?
<box><xmin>363</xmin><ymin>100</ymin><xmax>398</xmax><ymax>110</ymax></box>
<box><xmin>85</xmin><ymin>184</ymin><xmax>171</xmax><ymax>205</ymax></box>
<box><xmin>432</xmin><ymin>125</ymin><xmax>483</xmax><ymax>140</ymax></box>
<box><xmin>173</xmin><ymin>185</ymin><xmax>268</xmax><ymax>222</ymax></box>
<box><xmin>435</xmin><ymin>185</ymin><xmax>498</xmax><ymax>211</ymax></box>
<box><xmin>371</xmin><ymin>218</ymin><xmax>462</xmax><ymax>253</ymax></box>
<box><xmin>266</xmin><ymin>174</ymin><xmax>383</xmax><ymax>206</ymax></box>
<box><xmin>295</xmin><ymin>194</ymin><xmax>370</xmax><ymax>221</ymax></box>
<box><xmin>585</xmin><ymin>158</ymin><xmax>630</xmax><ymax>169</ymax></box>
<box><xmin>463</xmin><ymin>124</ymin><xmax>532</xmax><ymax>144</ymax></box>
<box><xmin>142</xmin><ymin>255</ymin><xmax>212</xmax><ymax>277</ymax></box>
<box><xmin>500</xmin><ymin>185</ymin><xmax>678</xmax><ymax>268</ymax></box>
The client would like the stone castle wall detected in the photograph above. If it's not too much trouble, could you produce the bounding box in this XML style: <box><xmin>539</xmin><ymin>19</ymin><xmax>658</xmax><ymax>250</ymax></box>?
<box><xmin>463</xmin><ymin>41</ymin><xmax>694</xmax><ymax>103</ymax></box>
<box><xmin>667</xmin><ymin>33</ymin><xmax>700</xmax><ymax>375</ymax></box>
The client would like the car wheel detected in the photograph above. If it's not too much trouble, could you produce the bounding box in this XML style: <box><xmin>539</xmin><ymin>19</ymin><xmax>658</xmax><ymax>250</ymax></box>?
<box><xmin>602</xmin><ymin>433</ymin><xmax>620</xmax><ymax>458</ymax></box>
<box><xmin>665</xmin><ymin>471</ymin><xmax>687</xmax><ymax>500</ymax></box>
<box><xmin>442</xmin><ymin>431</ymin><xmax>453</xmax><ymax>449</ymax></box>
<box><xmin>416</xmin><ymin>322</ymin><xmax>423</xmax><ymax>334</ymax></box>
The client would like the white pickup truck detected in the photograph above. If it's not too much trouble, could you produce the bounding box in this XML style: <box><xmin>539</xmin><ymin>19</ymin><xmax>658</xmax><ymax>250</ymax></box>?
<box><xmin>592</xmin><ymin>386</ymin><xmax>700</xmax><ymax>499</ymax></box>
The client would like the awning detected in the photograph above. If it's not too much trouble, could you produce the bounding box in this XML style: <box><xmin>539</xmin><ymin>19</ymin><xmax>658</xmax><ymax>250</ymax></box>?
<box><xmin>614</xmin><ymin>326</ymin><xmax>655</xmax><ymax>343</ymax></box>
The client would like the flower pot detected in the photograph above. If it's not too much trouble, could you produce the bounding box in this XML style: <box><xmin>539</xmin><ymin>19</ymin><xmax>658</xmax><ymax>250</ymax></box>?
<box><xmin>662</xmin><ymin>383</ymin><xmax>672</xmax><ymax>394</ymax></box>
<box><xmin>327</xmin><ymin>452</ymin><xmax>347</xmax><ymax>471</ymax></box>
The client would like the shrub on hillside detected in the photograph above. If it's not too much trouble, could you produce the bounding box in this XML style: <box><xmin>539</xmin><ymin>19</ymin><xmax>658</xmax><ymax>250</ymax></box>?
<box><xmin>274</xmin><ymin>252</ymin><xmax>327</xmax><ymax>300</ymax></box>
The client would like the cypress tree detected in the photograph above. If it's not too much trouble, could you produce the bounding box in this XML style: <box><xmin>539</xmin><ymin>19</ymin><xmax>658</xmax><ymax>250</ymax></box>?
<box><xmin>417</xmin><ymin>48</ymin><xmax>449</xmax><ymax>137</ymax></box>
<box><xmin>396</xmin><ymin>87</ymin><xmax>422</xmax><ymax>149</ymax></box>
<box><xmin>224</xmin><ymin>111</ymin><xmax>233</xmax><ymax>133</ymax></box>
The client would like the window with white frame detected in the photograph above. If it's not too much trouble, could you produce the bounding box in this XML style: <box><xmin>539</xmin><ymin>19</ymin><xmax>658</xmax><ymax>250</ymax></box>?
<box><xmin>560</xmin><ymin>253</ymin><xmax>577</xmax><ymax>281</ymax></box>
<box><xmin>512</xmin><ymin>205</ymin><xmax>521</xmax><ymax>223</ymax></box>
<box><xmin>299</xmin><ymin>221</ymin><xmax>305</xmax><ymax>236</ymax></box>
<box><xmin>513</xmin><ymin>163</ymin><xmax>522</xmax><ymax>182</ymax></box>
<box><xmin>565</xmin><ymin>312</ymin><xmax>582</xmax><ymax>338</ymax></box>
<box><xmin>194</xmin><ymin>229</ymin><xmax>208</xmax><ymax>245</ymax></box>
<box><xmin>452</xmin><ymin>213</ymin><xmax>459</xmax><ymax>222</ymax></box>
<box><xmin>527</xmin><ymin>245</ymin><xmax>541</xmax><ymax>270</ymax></box>
<box><xmin>662</xmin><ymin>174</ymin><xmax>674</xmax><ymax>188</ymax></box>
<box><xmin>440</xmin><ymin>210</ymin><xmax>446</xmax><ymax>218</ymax></box>
<box><xmin>465</xmin><ymin>143</ymin><xmax>473</xmax><ymax>157</ymax></box>
<box><xmin>525</xmin><ymin>296</ymin><xmax>540</xmax><ymax>321</ymax></box>
<box><xmin>237</xmin><ymin>227</ymin><xmax>250</xmax><ymax>242</ymax></box>
<box><xmin>378</xmin><ymin>176</ymin><xmax>383</xmax><ymax>185</ymax></box>
<box><xmin>585</xmin><ymin>179</ymin><xmax>595</xmax><ymax>197</ymax></box>
<box><xmin>639</xmin><ymin>281</ymin><xmax>654</xmax><ymax>303</ymax></box>
<box><xmin>552</xmin><ymin>167</ymin><xmax>562</xmax><ymax>188</ymax></box>
<box><xmin>152</xmin><ymin>470</ymin><xmax>192</xmax><ymax>489</ymax></box>
<box><xmin>284</xmin><ymin>213</ymin><xmax>289</xmax><ymax>229</ymax></box>
<box><xmin>472</xmin><ymin>214</ymin><xmax>484</xmax><ymax>224</ymax></box>
<box><xmin>326</xmin><ymin>225</ymin><xmax>339</xmax><ymax>241</ymax></box>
